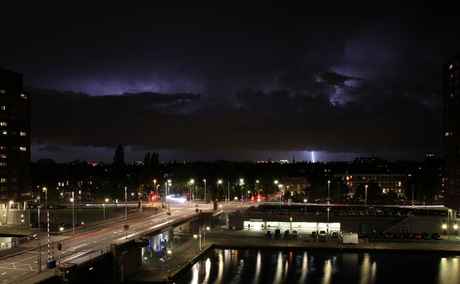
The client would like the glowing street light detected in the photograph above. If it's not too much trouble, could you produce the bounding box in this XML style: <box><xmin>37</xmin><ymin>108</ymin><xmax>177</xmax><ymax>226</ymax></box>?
<box><xmin>190</xmin><ymin>179</ymin><xmax>194</xmax><ymax>202</ymax></box>
<box><xmin>275</xmin><ymin>180</ymin><xmax>280</xmax><ymax>209</ymax></box>
<box><xmin>43</xmin><ymin>187</ymin><xmax>47</xmax><ymax>209</ymax></box>
<box><xmin>217</xmin><ymin>180</ymin><xmax>222</xmax><ymax>201</ymax></box>
<box><xmin>167</xmin><ymin>249</ymin><xmax>172</xmax><ymax>271</ymax></box>
<box><xmin>71</xmin><ymin>192</ymin><xmax>75</xmax><ymax>236</ymax></box>
<box><xmin>239</xmin><ymin>179</ymin><xmax>244</xmax><ymax>201</ymax></box>
<box><xmin>364</xmin><ymin>184</ymin><xmax>368</xmax><ymax>210</ymax></box>
<box><xmin>193</xmin><ymin>234</ymin><xmax>198</xmax><ymax>254</ymax></box>
<box><xmin>203</xmin><ymin>179</ymin><xmax>207</xmax><ymax>203</ymax></box>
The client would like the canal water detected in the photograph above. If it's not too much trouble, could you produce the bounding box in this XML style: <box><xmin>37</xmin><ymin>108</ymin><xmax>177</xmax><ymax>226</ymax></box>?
<box><xmin>174</xmin><ymin>248</ymin><xmax>460</xmax><ymax>284</ymax></box>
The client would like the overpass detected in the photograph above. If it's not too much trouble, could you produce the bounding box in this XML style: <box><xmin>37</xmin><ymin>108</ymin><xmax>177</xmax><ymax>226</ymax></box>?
<box><xmin>19</xmin><ymin>211</ymin><xmax>211</xmax><ymax>284</ymax></box>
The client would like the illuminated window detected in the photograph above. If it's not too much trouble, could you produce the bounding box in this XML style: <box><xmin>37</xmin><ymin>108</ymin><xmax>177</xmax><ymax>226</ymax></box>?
<box><xmin>0</xmin><ymin>162</ymin><xmax>6</xmax><ymax>166</ymax></box>
<box><xmin>2</xmin><ymin>130</ymin><xmax>7</xmax><ymax>135</ymax></box>
<box><xmin>0</xmin><ymin>178</ymin><xmax>6</xmax><ymax>183</ymax></box>
<box><xmin>0</xmin><ymin>122</ymin><xmax>6</xmax><ymax>126</ymax></box>
<box><xmin>20</xmin><ymin>93</ymin><xmax>27</xmax><ymax>99</ymax></box>
<box><xmin>0</xmin><ymin>90</ymin><xmax>5</xmax><ymax>94</ymax></box>
<box><xmin>449</xmin><ymin>64</ymin><xmax>454</xmax><ymax>69</ymax></box>
<box><xmin>20</xmin><ymin>132</ymin><xmax>26</xmax><ymax>136</ymax></box>
<box><xmin>0</xmin><ymin>106</ymin><xmax>5</xmax><ymax>110</ymax></box>
<box><xmin>19</xmin><ymin>147</ymin><xmax>27</xmax><ymax>151</ymax></box>
<box><xmin>0</xmin><ymin>154</ymin><xmax>5</xmax><ymax>158</ymax></box>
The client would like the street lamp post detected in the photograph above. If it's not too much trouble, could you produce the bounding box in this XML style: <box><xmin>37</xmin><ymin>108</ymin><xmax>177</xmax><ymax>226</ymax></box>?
<box><xmin>327</xmin><ymin>181</ymin><xmax>330</xmax><ymax>204</ymax></box>
<box><xmin>365</xmin><ymin>184</ymin><xmax>368</xmax><ymax>210</ymax></box>
<box><xmin>239</xmin><ymin>179</ymin><xmax>244</xmax><ymax>202</ymax></box>
<box><xmin>43</xmin><ymin>188</ymin><xmax>47</xmax><ymax>209</ymax></box>
<box><xmin>167</xmin><ymin>249</ymin><xmax>172</xmax><ymax>271</ymax></box>
<box><xmin>193</xmin><ymin>234</ymin><xmax>198</xmax><ymax>254</ymax></box>
<box><xmin>190</xmin><ymin>179</ymin><xmax>194</xmax><ymax>203</ymax></box>
<box><xmin>71</xmin><ymin>192</ymin><xmax>75</xmax><ymax>236</ymax></box>
<box><xmin>217</xmin><ymin>180</ymin><xmax>222</xmax><ymax>201</ymax></box>
<box><xmin>203</xmin><ymin>179</ymin><xmax>207</xmax><ymax>203</ymax></box>
<box><xmin>125</xmin><ymin>186</ymin><xmax>127</xmax><ymax>224</ymax></box>
<box><xmin>275</xmin><ymin>180</ymin><xmax>280</xmax><ymax>209</ymax></box>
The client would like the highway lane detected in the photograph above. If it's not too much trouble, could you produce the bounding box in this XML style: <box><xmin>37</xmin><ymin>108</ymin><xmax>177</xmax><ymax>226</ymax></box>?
<box><xmin>0</xmin><ymin>203</ymin><xmax>215</xmax><ymax>284</ymax></box>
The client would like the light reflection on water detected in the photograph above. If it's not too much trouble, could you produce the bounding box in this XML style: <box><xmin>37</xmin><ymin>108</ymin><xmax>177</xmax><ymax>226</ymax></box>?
<box><xmin>175</xmin><ymin>249</ymin><xmax>460</xmax><ymax>284</ymax></box>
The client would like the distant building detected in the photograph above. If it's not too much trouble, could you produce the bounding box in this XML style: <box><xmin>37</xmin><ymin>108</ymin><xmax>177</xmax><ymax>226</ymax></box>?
<box><xmin>282</xmin><ymin>176</ymin><xmax>310</xmax><ymax>196</ymax></box>
<box><xmin>443</xmin><ymin>53</ymin><xmax>460</xmax><ymax>213</ymax></box>
<box><xmin>0</xmin><ymin>68</ymin><xmax>31</xmax><ymax>223</ymax></box>
<box><xmin>332</xmin><ymin>173</ymin><xmax>406</xmax><ymax>199</ymax></box>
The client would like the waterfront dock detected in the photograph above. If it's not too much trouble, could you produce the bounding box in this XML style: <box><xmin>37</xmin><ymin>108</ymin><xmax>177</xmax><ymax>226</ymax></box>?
<box><xmin>126</xmin><ymin>228</ymin><xmax>460</xmax><ymax>284</ymax></box>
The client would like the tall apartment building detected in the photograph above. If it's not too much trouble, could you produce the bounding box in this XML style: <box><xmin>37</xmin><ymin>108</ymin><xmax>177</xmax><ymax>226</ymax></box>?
<box><xmin>444</xmin><ymin>53</ymin><xmax>460</xmax><ymax>212</ymax></box>
<box><xmin>0</xmin><ymin>68</ymin><xmax>31</xmax><ymax>224</ymax></box>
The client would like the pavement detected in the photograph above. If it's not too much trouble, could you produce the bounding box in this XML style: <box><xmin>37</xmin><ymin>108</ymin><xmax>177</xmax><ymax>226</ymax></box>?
<box><xmin>2</xmin><ymin>219</ymin><xmax>460</xmax><ymax>284</ymax></box>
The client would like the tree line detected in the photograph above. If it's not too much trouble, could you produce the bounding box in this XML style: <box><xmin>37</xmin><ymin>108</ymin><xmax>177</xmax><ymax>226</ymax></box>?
<box><xmin>31</xmin><ymin>145</ymin><xmax>442</xmax><ymax>205</ymax></box>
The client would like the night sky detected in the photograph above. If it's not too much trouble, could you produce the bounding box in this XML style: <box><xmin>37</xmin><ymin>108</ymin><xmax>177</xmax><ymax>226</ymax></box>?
<box><xmin>2</xmin><ymin>1</ymin><xmax>460</xmax><ymax>163</ymax></box>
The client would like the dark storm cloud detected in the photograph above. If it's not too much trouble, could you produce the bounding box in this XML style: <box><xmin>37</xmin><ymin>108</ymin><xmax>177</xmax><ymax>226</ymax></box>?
<box><xmin>3</xmin><ymin>1</ymin><xmax>459</xmax><ymax>162</ymax></box>
<box><xmin>30</xmin><ymin>79</ymin><xmax>441</xmax><ymax>158</ymax></box>
<box><xmin>318</xmin><ymin>72</ymin><xmax>355</xmax><ymax>87</ymax></box>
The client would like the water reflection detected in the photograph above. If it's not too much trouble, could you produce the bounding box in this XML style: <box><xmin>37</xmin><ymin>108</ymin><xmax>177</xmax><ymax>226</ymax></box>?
<box><xmin>299</xmin><ymin>252</ymin><xmax>308</xmax><ymax>282</ymax></box>
<box><xmin>359</xmin><ymin>253</ymin><xmax>376</xmax><ymax>284</ymax></box>
<box><xmin>322</xmin><ymin>259</ymin><xmax>332</xmax><ymax>284</ymax></box>
<box><xmin>252</xmin><ymin>251</ymin><xmax>261</xmax><ymax>284</ymax></box>
<box><xmin>175</xmin><ymin>249</ymin><xmax>460</xmax><ymax>284</ymax></box>
<box><xmin>438</xmin><ymin>256</ymin><xmax>460</xmax><ymax>284</ymax></box>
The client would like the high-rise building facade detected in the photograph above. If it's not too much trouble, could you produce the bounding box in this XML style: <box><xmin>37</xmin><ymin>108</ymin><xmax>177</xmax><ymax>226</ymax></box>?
<box><xmin>443</xmin><ymin>54</ymin><xmax>460</xmax><ymax>212</ymax></box>
<box><xmin>0</xmin><ymin>68</ymin><xmax>31</xmax><ymax>223</ymax></box>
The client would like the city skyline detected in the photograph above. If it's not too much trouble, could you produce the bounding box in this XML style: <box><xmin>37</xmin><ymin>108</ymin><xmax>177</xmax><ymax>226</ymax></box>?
<box><xmin>2</xmin><ymin>2</ymin><xmax>460</xmax><ymax>163</ymax></box>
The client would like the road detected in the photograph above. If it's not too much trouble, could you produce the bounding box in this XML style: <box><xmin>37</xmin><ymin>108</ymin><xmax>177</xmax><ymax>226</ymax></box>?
<box><xmin>0</xmin><ymin>202</ymin><xmax>221</xmax><ymax>284</ymax></box>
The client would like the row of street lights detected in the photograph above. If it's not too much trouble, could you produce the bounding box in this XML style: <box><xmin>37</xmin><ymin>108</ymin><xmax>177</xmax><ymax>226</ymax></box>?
<box><xmin>155</xmin><ymin>178</ymin><xmax>286</xmax><ymax>202</ymax></box>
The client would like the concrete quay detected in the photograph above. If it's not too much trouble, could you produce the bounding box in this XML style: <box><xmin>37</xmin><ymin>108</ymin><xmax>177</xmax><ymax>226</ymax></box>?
<box><xmin>126</xmin><ymin>228</ymin><xmax>460</xmax><ymax>284</ymax></box>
